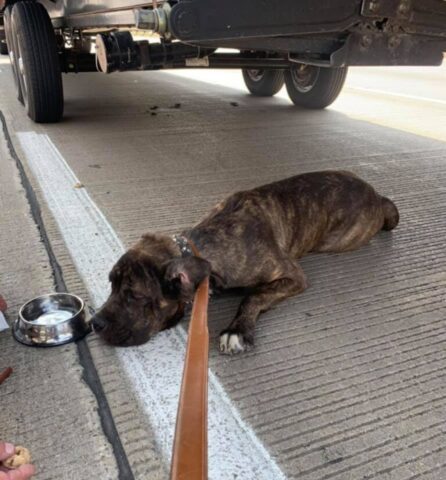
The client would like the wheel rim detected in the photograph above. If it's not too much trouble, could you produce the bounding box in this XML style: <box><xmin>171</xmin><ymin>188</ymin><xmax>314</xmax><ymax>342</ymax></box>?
<box><xmin>8</xmin><ymin>9</ymin><xmax>25</xmax><ymax>103</ymax></box>
<box><xmin>10</xmin><ymin>47</ymin><xmax>22</xmax><ymax>94</ymax></box>
<box><xmin>246</xmin><ymin>69</ymin><xmax>265</xmax><ymax>82</ymax></box>
<box><xmin>16</xmin><ymin>35</ymin><xmax>28</xmax><ymax>106</ymax></box>
<box><xmin>5</xmin><ymin>12</ymin><xmax>20</xmax><ymax>93</ymax></box>
<box><xmin>290</xmin><ymin>64</ymin><xmax>320</xmax><ymax>93</ymax></box>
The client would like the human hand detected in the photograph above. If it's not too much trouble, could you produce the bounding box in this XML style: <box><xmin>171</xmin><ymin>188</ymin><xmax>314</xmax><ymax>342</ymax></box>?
<box><xmin>0</xmin><ymin>443</ymin><xmax>35</xmax><ymax>480</ymax></box>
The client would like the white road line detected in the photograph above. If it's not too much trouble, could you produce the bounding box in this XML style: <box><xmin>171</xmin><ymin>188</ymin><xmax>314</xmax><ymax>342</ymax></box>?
<box><xmin>17</xmin><ymin>131</ymin><xmax>286</xmax><ymax>480</ymax></box>
<box><xmin>0</xmin><ymin>311</ymin><xmax>9</xmax><ymax>331</ymax></box>
<box><xmin>346</xmin><ymin>85</ymin><xmax>446</xmax><ymax>106</ymax></box>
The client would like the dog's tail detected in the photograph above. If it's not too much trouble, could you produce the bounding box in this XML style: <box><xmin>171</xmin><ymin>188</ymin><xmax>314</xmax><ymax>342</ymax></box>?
<box><xmin>381</xmin><ymin>197</ymin><xmax>399</xmax><ymax>231</ymax></box>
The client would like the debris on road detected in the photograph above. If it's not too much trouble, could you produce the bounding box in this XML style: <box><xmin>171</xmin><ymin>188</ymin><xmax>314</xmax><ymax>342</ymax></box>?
<box><xmin>0</xmin><ymin>367</ymin><xmax>13</xmax><ymax>385</ymax></box>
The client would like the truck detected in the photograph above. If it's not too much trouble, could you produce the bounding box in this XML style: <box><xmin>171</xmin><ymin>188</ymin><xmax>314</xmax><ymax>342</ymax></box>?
<box><xmin>1</xmin><ymin>0</ymin><xmax>445</xmax><ymax>123</ymax></box>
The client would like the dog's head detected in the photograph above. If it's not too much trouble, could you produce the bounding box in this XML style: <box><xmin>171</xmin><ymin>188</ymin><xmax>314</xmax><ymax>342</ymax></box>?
<box><xmin>91</xmin><ymin>235</ymin><xmax>210</xmax><ymax>346</ymax></box>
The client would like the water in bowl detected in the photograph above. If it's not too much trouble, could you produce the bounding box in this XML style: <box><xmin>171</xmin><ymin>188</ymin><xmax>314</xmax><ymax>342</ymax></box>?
<box><xmin>32</xmin><ymin>309</ymin><xmax>73</xmax><ymax>325</ymax></box>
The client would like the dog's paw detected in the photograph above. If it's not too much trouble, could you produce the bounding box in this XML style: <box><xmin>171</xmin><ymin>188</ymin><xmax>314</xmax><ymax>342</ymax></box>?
<box><xmin>219</xmin><ymin>331</ymin><xmax>253</xmax><ymax>355</ymax></box>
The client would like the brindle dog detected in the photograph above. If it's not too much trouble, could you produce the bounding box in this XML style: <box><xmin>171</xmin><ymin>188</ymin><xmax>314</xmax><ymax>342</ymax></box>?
<box><xmin>91</xmin><ymin>171</ymin><xmax>399</xmax><ymax>354</ymax></box>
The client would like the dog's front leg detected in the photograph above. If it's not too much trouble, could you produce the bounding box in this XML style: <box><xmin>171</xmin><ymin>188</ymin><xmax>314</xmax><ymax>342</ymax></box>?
<box><xmin>220</xmin><ymin>262</ymin><xmax>307</xmax><ymax>354</ymax></box>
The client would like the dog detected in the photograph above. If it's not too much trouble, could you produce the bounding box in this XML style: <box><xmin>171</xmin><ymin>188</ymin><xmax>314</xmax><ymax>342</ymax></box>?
<box><xmin>91</xmin><ymin>170</ymin><xmax>399</xmax><ymax>354</ymax></box>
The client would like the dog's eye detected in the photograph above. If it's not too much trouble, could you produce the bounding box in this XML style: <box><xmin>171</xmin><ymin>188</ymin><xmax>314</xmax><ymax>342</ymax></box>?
<box><xmin>126</xmin><ymin>290</ymin><xmax>145</xmax><ymax>302</ymax></box>
<box><xmin>143</xmin><ymin>299</ymin><xmax>154</xmax><ymax>312</ymax></box>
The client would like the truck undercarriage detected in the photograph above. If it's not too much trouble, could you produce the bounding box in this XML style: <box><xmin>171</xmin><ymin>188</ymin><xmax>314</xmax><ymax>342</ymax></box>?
<box><xmin>1</xmin><ymin>0</ymin><xmax>445</xmax><ymax>122</ymax></box>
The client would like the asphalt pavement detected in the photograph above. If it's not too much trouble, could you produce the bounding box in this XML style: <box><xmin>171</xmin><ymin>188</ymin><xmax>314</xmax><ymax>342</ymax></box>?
<box><xmin>0</xmin><ymin>55</ymin><xmax>445</xmax><ymax>480</ymax></box>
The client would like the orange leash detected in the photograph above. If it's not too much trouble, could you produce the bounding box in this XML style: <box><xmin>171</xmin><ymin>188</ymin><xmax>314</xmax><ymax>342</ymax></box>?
<box><xmin>170</xmin><ymin>277</ymin><xmax>210</xmax><ymax>480</ymax></box>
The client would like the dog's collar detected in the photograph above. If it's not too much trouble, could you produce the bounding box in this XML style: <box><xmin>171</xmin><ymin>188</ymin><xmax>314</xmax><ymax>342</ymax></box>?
<box><xmin>172</xmin><ymin>234</ymin><xmax>215</xmax><ymax>296</ymax></box>
<box><xmin>172</xmin><ymin>234</ymin><xmax>199</xmax><ymax>258</ymax></box>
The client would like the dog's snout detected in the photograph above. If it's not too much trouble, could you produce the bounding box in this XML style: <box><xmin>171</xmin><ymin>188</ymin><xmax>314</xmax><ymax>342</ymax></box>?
<box><xmin>91</xmin><ymin>315</ymin><xmax>106</xmax><ymax>333</ymax></box>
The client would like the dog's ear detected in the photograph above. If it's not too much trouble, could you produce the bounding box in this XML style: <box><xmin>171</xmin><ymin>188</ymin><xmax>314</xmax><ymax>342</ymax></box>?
<box><xmin>163</xmin><ymin>257</ymin><xmax>211</xmax><ymax>301</ymax></box>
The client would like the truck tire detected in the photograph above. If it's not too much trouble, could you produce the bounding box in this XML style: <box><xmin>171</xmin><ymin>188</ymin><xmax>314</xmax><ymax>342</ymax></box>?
<box><xmin>284</xmin><ymin>64</ymin><xmax>347</xmax><ymax>109</ymax></box>
<box><xmin>0</xmin><ymin>40</ymin><xmax>8</xmax><ymax>55</ymax></box>
<box><xmin>11</xmin><ymin>1</ymin><xmax>63</xmax><ymax>123</ymax></box>
<box><xmin>242</xmin><ymin>69</ymin><xmax>285</xmax><ymax>97</ymax></box>
<box><xmin>3</xmin><ymin>5</ymin><xmax>23</xmax><ymax>103</ymax></box>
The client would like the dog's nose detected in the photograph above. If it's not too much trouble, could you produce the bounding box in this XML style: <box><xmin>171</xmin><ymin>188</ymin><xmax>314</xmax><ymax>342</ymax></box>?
<box><xmin>91</xmin><ymin>315</ymin><xmax>106</xmax><ymax>333</ymax></box>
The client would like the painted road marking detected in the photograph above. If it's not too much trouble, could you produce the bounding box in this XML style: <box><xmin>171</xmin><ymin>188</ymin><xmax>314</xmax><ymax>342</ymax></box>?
<box><xmin>17</xmin><ymin>131</ymin><xmax>286</xmax><ymax>480</ymax></box>
<box><xmin>346</xmin><ymin>86</ymin><xmax>446</xmax><ymax>106</ymax></box>
<box><xmin>0</xmin><ymin>311</ymin><xmax>9</xmax><ymax>331</ymax></box>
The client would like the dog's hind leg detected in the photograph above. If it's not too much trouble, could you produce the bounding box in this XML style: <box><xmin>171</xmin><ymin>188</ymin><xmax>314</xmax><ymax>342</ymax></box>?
<box><xmin>219</xmin><ymin>261</ymin><xmax>307</xmax><ymax>354</ymax></box>
<box><xmin>381</xmin><ymin>197</ymin><xmax>399</xmax><ymax>231</ymax></box>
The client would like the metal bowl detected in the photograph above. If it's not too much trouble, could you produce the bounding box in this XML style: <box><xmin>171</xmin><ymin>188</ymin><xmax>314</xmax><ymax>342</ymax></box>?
<box><xmin>13</xmin><ymin>293</ymin><xmax>91</xmax><ymax>347</ymax></box>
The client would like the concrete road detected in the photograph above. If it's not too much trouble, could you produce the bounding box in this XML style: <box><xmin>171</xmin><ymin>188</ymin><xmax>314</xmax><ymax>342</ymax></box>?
<box><xmin>0</xmin><ymin>55</ymin><xmax>445</xmax><ymax>480</ymax></box>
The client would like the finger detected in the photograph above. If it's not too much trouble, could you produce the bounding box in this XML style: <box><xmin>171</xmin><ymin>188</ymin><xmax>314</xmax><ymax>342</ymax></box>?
<box><xmin>5</xmin><ymin>470</ymin><xmax>18</xmax><ymax>480</ymax></box>
<box><xmin>17</xmin><ymin>465</ymin><xmax>35</xmax><ymax>479</ymax></box>
<box><xmin>0</xmin><ymin>471</ymin><xmax>8</xmax><ymax>480</ymax></box>
<box><xmin>0</xmin><ymin>443</ymin><xmax>15</xmax><ymax>461</ymax></box>
<box><xmin>6</xmin><ymin>469</ymin><xmax>26</xmax><ymax>480</ymax></box>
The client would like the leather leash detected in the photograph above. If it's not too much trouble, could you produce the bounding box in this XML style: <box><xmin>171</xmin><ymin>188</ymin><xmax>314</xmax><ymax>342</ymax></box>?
<box><xmin>170</xmin><ymin>237</ymin><xmax>209</xmax><ymax>480</ymax></box>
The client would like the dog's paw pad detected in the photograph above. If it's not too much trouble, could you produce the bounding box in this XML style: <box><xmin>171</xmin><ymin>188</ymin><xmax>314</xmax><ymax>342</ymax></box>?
<box><xmin>219</xmin><ymin>332</ymin><xmax>247</xmax><ymax>355</ymax></box>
